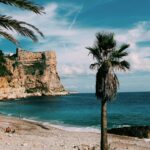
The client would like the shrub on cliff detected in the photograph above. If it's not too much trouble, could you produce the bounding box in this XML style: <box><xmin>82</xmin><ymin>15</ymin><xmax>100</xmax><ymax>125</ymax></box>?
<box><xmin>0</xmin><ymin>50</ymin><xmax>12</xmax><ymax>76</ymax></box>
<box><xmin>24</xmin><ymin>61</ymin><xmax>46</xmax><ymax>75</ymax></box>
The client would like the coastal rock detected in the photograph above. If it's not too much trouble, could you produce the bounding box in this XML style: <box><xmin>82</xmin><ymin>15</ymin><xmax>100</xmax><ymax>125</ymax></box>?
<box><xmin>5</xmin><ymin>127</ymin><xmax>11</xmax><ymax>133</ymax></box>
<box><xmin>108</xmin><ymin>126</ymin><xmax>150</xmax><ymax>139</ymax></box>
<box><xmin>0</xmin><ymin>48</ymin><xmax>68</xmax><ymax>100</ymax></box>
<box><xmin>73</xmin><ymin>144</ymin><xmax>99</xmax><ymax>150</ymax></box>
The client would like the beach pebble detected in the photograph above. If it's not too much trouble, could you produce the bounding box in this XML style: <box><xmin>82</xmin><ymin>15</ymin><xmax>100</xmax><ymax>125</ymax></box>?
<box><xmin>8</xmin><ymin>134</ymin><xmax>12</xmax><ymax>137</ymax></box>
<box><xmin>5</xmin><ymin>127</ymin><xmax>11</xmax><ymax>133</ymax></box>
<box><xmin>6</xmin><ymin>142</ymin><xmax>10</xmax><ymax>145</ymax></box>
<box><xmin>73</xmin><ymin>144</ymin><xmax>100</xmax><ymax>150</ymax></box>
<box><xmin>60</xmin><ymin>144</ymin><xmax>64</xmax><ymax>147</ymax></box>
<box><xmin>21</xmin><ymin>143</ymin><xmax>28</xmax><ymax>146</ymax></box>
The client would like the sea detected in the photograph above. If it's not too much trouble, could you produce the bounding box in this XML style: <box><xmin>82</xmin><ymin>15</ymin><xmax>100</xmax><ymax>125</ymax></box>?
<box><xmin>0</xmin><ymin>92</ymin><xmax>150</xmax><ymax>133</ymax></box>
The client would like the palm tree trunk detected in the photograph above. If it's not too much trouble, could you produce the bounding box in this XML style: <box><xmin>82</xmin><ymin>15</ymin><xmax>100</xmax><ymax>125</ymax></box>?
<box><xmin>101</xmin><ymin>99</ymin><xmax>108</xmax><ymax>150</ymax></box>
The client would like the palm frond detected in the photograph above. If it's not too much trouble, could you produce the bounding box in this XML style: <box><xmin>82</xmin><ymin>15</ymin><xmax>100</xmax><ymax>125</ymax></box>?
<box><xmin>18</xmin><ymin>26</ymin><xmax>38</xmax><ymax>42</ymax></box>
<box><xmin>107</xmin><ymin>73</ymin><xmax>119</xmax><ymax>100</ymax></box>
<box><xmin>96</xmin><ymin>68</ymin><xmax>104</xmax><ymax>99</ymax></box>
<box><xmin>111</xmin><ymin>60</ymin><xmax>130</xmax><ymax>71</ymax></box>
<box><xmin>87</xmin><ymin>32</ymin><xmax>130</xmax><ymax>102</ymax></box>
<box><xmin>89</xmin><ymin>63</ymin><xmax>100</xmax><ymax>70</ymax></box>
<box><xmin>0</xmin><ymin>30</ymin><xmax>18</xmax><ymax>45</ymax></box>
<box><xmin>120</xmin><ymin>60</ymin><xmax>130</xmax><ymax>70</ymax></box>
<box><xmin>119</xmin><ymin>44</ymin><xmax>130</xmax><ymax>52</ymax></box>
<box><xmin>111</xmin><ymin>44</ymin><xmax>129</xmax><ymax>59</ymax></box>
<box><xmin>0</xmin><ymin>15</ymin><xmax>44</xmax><ymax>42</ymax></box>
<box><xmin>96</xmin><ymin>32</ymin><xmax>116</xmax><ymax>51</ymax></box>
<box><xmin>0</xmin><ymin>0</ymin><xmax>44</xmax><ymax>14</ymax></box>
<box><xmin>19</xmin><ymin>22</ymin><xmax>44</xmax><ymax>38</ymax></box>
<box><xmin>96</xmin><ymin>68</ymin><xmax>119</xmax><ymax>101</ymax></box>
<box><xmin>86</xmin><ymin>46</ymin><xmax>102</xmax><ymax>62</ymax></box>
<box><xmin>112</xmin><ymin>50</ymin><xmax>128</xmax><ymax>59</ymax></box>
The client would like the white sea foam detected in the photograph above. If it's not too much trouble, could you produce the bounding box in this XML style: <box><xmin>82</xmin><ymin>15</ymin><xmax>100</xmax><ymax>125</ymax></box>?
<box><xmin>144</xmin><ymin>139</ymin><xmax>150</xmax><ymax>142</ymax></box>
<box><xmin>0</xmin><ymin>112</ymin><xmax>12</xmax><ymax>116</ymax></box>
<box><xmin>49</xmin><ymin>124</ymin><xmax>100</xmax><ymax>133</ymax></box>
<box><xmin>1</xmin><ymin>114</ymin><xmax>132</xmax><ymax>134</ymax></box>
<box><xmin>7</xmin><ymin>114</ymin><xmax>12</xmax><ymax>116</ymax></box>
<box><xmin>22</xmin><ymin>118</ymin><xmax>100</xmax><ymax>133</ymax></box>
<box><xmin>113</xmin><ymin>124</ymin><xmax>131</xmax><ymax>128</ymax></box>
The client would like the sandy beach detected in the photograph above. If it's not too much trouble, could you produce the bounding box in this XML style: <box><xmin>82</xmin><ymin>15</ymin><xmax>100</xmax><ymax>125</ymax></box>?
<box><xmin>0</xmin><ymin>115</ymin><xmax>149</xmax><ymax>150</ymax></box>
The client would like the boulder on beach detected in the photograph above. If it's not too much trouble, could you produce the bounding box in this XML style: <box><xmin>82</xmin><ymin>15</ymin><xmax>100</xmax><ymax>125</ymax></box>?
<box><xmin>5</xmin><ymin>127</ymin><xmax>11</xmax><ymax>133</ymax></box>
<box><xmin>108</xmin><ymin>126</ymin><xmax>150</xmax><ymax>139</ymax></box>
<box><xmin>73</xmin><ymin>144</ymin><xmax>99</xmax><ymax>150</ymax></box>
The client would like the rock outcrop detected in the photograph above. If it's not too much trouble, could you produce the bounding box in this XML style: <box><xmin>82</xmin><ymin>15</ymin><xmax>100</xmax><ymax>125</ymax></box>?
<box><xmin>108</xmin><ymin>126</ymin><xmax>150</xmax><ymax>139</ymax></box>
<box><xmin>0</xmin><ymin>48</ymin><xmax>68</xmax><ymax>100</ymax></box>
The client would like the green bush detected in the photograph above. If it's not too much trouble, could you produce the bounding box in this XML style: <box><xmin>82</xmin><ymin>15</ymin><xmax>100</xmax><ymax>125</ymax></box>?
<box><xmin>25</xmin><ymin>61</ymin><xmax>46</xmax><ymax>75</ymax></box>
<box><xmin>0</xmin><ymin>64</ymin><xmax>12</xmax><ymax>76</ymax></box>
<box><xmin>7</xmin><ymin>53</ymin><xmax>17</xmax><ymax>60</ymax></box>
<box><xmin>0</xmin><ymin>50</ymin><xmax>6</xmax><ymax>63</ymax></box>
<box><xmin>12</xmin><ymin>61</ymin><xmax>21</xmax><ymax>68</ymax></box>
<box><xmin>26</xmin><ymin>86</ymin><xmax>48</xmax><ymax>93</ymax></box>
<box><xmin>0</xmin><ymin>50</ymin><xmax>12</xmax><ymax>76</ymax></box>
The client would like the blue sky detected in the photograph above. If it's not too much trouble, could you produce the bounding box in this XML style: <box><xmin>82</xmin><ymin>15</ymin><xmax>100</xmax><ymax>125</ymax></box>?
<box><xmin>0</xmin><ymin>0</ymin><xmax>150</xmax><ymax>93</ymax></box>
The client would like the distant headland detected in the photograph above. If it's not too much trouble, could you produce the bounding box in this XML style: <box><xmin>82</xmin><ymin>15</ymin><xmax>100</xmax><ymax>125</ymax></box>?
<box><xmin>0</xmin><ymin>48</ymin><xmax>68</xmax><ymax>100</ymax></box>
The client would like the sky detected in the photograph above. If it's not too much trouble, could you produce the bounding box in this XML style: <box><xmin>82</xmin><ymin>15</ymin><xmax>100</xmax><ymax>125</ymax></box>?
<box><xmin>0</xmin><ymin>0</ymin><xmax>150</xmax><ymax>93</ymax></box>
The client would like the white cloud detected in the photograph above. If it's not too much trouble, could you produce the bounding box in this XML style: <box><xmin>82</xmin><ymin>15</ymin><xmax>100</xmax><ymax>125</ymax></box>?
<box><xmin>60</xmin><ymin>65</ymin><xmax>84</xmax><ymax>75</ymax></box>
<box><xmin>59</xmin><ymin>64</ymin><xmax>95</xmax><ymax>76</ymax></box>
<box><xmin>1</xmin><ymin>2</ymin><xmax>150</xmax><ymax>75</ymax></box>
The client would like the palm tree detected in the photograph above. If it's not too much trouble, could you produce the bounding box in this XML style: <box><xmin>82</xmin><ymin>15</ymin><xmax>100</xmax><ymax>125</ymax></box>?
<box><xmin>86</xmin><ymin>32</ymin><xmax>130</xmax><ymax>150</ymax></box>
<box><xmin>0</xmin><ymin>0</ymin><xmax>44</xmax><ymax>45</ymax></box>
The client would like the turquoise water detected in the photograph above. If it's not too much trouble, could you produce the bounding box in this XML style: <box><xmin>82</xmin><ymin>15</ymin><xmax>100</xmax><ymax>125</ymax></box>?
<box><xmin>0</xmin><ymin>92</ymin><xmax>150</xmax><ymax>130</ymax></box>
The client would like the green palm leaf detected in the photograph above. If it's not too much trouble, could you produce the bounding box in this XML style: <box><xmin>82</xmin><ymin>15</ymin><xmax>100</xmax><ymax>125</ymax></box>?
<box><xmin>111</xmin><ymin>60</ymin><xmax>130</xmax><ymax>71</ymax></box>
<box><xmin>89</xmin><ymin>62</ymin><xmax>100</xmax><ymax>70</ymax></box>
<box><xmin>0</xmin><ymin>30</ymin><xmax>18</xmax><ymax>45</ymax></box>
<box><xmin>87</xmin><ymin>46</ymin><xmax>102</xmax><ymax>63</ymax></box>
<box><xmin>120</xmin><ymin>60</ymin><xmax>130</xmax><ymax>70</ymax></box>
<box><xmin>111</xmin><ymin>44</ymin><xmax>130</xmax><ymax>59</ymax></box>
<box><xmin>0</xmin><ymin>0</ymin><xmax>44</xmax><ymax>14</ymax></box>
<box><xmin>0</xmin><ymin>15</ymin><xmax>44</xmax><ymax>42</ymax></box>
<box><xmin>96</xmin><ymin>32</ymin><xmax>116</xmax><ymax>52</ymax></box>
<box><xmin>119</xmin><ymin>44</ymin><xmax>130</xmax><ymax>52</ymax></box>
<box><xmin>19</xmin><ymin>22</ymin><xmax>44</xmax><ymax>38</ymax></box>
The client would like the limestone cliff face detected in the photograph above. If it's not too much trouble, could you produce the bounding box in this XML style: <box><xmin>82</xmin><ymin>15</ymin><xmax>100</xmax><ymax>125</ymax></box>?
<box><xmin>0</xmin><ymin>48</ymin><xmax>68</xmax><ymax>100</ymax></box>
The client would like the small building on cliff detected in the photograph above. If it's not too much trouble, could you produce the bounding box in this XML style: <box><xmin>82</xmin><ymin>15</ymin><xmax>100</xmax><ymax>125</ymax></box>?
<box><xmin>0</xmin><ymin>48</ymin><xmax>68</xmax><ymax>100</ymax></box>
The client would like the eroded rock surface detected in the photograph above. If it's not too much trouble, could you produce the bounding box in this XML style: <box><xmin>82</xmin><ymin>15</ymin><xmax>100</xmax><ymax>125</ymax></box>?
<box><xmin>0</xmin><ymin>48</ymin><xmax>68</xmax><ymax>100</ymax></box>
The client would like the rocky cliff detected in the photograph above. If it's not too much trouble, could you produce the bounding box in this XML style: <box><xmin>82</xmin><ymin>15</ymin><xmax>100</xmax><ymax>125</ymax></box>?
<box><xmin>0</xmin><ymin>48</ymin><xmax>68</xmax><ymax>100</ymax></box>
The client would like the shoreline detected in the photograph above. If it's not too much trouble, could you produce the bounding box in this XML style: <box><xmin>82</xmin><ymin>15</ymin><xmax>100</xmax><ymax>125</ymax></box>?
<box><xmin>22</xmin><ymin>118</ymin><xmax>101</xmax><ymax>133</ymax></box>
<box><xmin>0</xmin><ymin>91</ymin><xmax>69</xmax><ymax>101</ymax></box>
<box><xmin>0</xmin><ymin>115</ymin><xmax>150</xmax><ymax>150</ymax></box>
<box><xmin>1</xmin><ymin>113</ymin><xmax>150</xmax><ymax>136</ymax></box>
<box><xmin>0</xmin><ymin>113</ymin><xmax>100</xmax><ymax>133</ymax></box>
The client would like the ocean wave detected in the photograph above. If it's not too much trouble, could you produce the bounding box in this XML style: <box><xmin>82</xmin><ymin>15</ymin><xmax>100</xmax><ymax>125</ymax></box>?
<box><xmin>49</xmin><ymin>124</ymin><xmax>100</xmax><ymax>133</ymax></box>
<box><xmin>0</xmin><ymin>113</ymin><xmax>132</xmax><ymax>133</ymax></box>
<box><xmin>0</xmin><ymin>112</ymin><xmax>13</xmax><ymax>116</ymax></box>
<box><xmin>111</xmin><ymin>124</ymin><xmax>131</xmax><ymax>129</ymax></box>
<box><xmin>144</xmin><ymin>139</ymin><xmax>150</xmax><ymax>142</ymax></box>
<box><xmin>22</xmin><ymin>117</ymin><xmax>100</xmax><ymax>133</ymax></box>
